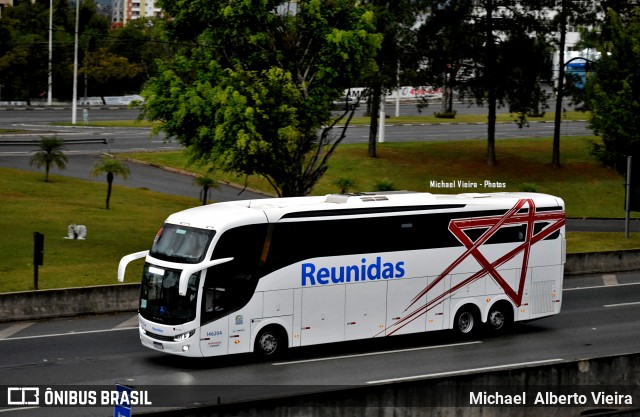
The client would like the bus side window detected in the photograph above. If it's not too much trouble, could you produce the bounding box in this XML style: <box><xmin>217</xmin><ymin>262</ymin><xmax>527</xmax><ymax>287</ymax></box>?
<box><xmin>201</xmin><ymin>224</ymin><xmax>268</xmax><ymax>326</ymax></box>
<box><xmin>205</xmin><ymin>287</ymin><xmax>226</xmax><ymax>313</ymax></box>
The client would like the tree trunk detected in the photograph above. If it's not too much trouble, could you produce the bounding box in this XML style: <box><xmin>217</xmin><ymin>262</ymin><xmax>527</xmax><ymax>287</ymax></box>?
<box><xmin>368</xmin><ymin>84</ymin><xmax>382</xmax><ymax>158</ymax></box>
<box><xmin>106</xmin><ymin>172</ymin><xmax>113</xmax><ymax>209</ymax></box>
<box><xmin>202</xmin><ymin>185</ymin><xmax>209</xmax><ymax>205</ymax></box>
<box><xmin>485</xmin><ymin>0</ymin><xmax>497</xmax><ymax>166</ymax></box>
<box><xmin>552</xmin><ymin>0</ymin><xmax>566</xmax><ymax>169</ymax></box>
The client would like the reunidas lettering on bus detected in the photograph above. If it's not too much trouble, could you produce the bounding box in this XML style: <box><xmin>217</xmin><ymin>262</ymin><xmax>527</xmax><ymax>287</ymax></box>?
<box><xmin>301</xmin><ymin>256</ymin><xmax>405</xmax><ymax>286</ymax></box>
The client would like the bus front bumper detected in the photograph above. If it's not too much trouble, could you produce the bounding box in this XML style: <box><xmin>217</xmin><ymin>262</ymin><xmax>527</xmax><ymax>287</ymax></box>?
<box><xmin>139</xmin><ymin>327</ymin><xmax>202</xmax><ymax>357</ymax></box>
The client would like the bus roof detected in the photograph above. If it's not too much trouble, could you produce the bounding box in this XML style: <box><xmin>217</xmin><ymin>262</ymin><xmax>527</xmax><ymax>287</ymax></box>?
<box><xmin>163</xmin><ymin>192</ymin><xmax>564</xmax><ymax>231</ymax></box>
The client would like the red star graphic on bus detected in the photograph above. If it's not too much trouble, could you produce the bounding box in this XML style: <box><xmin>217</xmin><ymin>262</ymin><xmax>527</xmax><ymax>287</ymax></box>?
<box><xmin>386</xmin><ymin>198</ymin><xmax>565</xmax><ymax>336</ymax></box>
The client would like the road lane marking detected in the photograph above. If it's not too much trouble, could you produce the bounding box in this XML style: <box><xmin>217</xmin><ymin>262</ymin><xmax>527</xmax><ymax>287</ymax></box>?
<box><xmin>602</xmin><ymin>274</ymin><xmax>619</xmax><ymax>286</ymax></box>
<box><xmin>0</xmin><ymin>322</ymin><xmax>35</xmax><ymax>340</ymax></box>
<box><xmin>114</xmin><ymin>315</ymin><xmax>139</xmax><ymax>329</ymax></box>
<box><xmin>0</xmin><ymin>326</ymin><xmax>137</xmax><ymax>342</ymax></box>
<box><xmin>0</xmin><ymin>407</ymin><xmax>40</xmax><ymax>414</ymax></box>
<box><xmin>564</xmin><ymin>281</ymin><xmax>640</xmax><ymax>291</ymax></box>
<box><xmin>273</xmin><ymin>341</ymin><xmax>482</xmax><ymax>366</ymax></box>
<box><xmin>603</xmin><ymin>301</ymin><xmax>640</xmax><ymax>308</ymax></box>
<box><xmin>366</xmin><ymin>358</ymin><xmax>563</xmax><ymax>385</ymax></box>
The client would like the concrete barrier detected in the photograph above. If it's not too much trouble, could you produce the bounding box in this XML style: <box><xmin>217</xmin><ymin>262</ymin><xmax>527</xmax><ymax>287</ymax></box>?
<box><xmin>0</xmin><ymin>283</ymin><xmax>140</xmax><ymax>322</ymax></box>
<box><xmin>1</xmin><ymin>250</ymin><xmax>639</xmax><ymax>323</ymax></box>
<box><xmin>565</xmin><ymin>249</ymin><xmax>640</xmax><ymax>276</ymax></box>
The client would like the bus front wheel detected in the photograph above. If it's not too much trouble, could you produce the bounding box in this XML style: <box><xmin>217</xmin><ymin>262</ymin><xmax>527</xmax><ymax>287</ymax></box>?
<box><xmin>255</xmin><ymin>326</ymin><xmax>287</xmax><ymax>358</ymax></box>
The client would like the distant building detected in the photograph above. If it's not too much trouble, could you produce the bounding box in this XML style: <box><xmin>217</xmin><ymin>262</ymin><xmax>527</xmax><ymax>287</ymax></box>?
<box><xmin>112</xmin><ymin>0</ymin><xmax>162</xmax><ymax>26</ymax></box>
<box><xmin>0</xmin><ymin>0</ymin><xmax>12</xmax><ymax>17</ymax></box>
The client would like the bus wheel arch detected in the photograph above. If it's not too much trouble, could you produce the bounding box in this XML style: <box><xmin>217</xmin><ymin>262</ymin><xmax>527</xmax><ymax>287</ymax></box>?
<box><xmin>486</xmin><ymin>300</ymin><xmax>514</xmax><ymax>332</ymax></box>
<box><xmin>453</xmin><ymin>303</ymin><xmax>481</xmax><ymax>336</ymax></box>
<box><xmin>254</xmin><ymin>324</ymin><xmax>288</xmax><ymax>358</ymax></box>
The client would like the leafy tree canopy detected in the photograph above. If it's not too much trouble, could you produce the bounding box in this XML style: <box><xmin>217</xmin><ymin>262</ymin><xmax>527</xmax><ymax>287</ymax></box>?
<box><xmin>586</xmin><ymin>7</ymin><xmax>640</xmax><ymax>174</ymax></box>
<box><xmin>142</xmin><ymin>0</ymin><xmax>381</xmax><ymax>197</ymax></box>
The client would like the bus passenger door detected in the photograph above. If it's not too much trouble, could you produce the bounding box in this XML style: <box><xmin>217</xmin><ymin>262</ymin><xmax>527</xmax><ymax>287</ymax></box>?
<box><xmin>199</xmin><ymin>287</ymin><xmax>229</xmax><ymax>356</ymax></box>
<box><xmin>345</xmin><ymin>281</ymin><xmax>387</xmax><ymax>340</ymax></box>
<box><xmin>300</xmin><ymin>285</ymin><xmax>345</xmax><ymax>346</ymax></box>
<box><xmin>227</xmin><ymin>292</ymin><xmax>264</xmax><ymax>355</ymax></box>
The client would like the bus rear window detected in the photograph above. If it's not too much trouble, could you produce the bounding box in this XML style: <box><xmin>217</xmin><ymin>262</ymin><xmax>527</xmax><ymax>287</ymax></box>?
<box><xmin>150</xmin><ymin>224</ymin><xmax>216</xmax><ymax>264</ymax></box>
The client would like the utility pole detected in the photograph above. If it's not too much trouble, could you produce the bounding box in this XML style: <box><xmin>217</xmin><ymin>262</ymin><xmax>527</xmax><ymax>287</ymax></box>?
<box><xmin>71</xmin><ymin>0</ymin><xmax>80</xmax><ymax>124</ymax></box>
<box><xmin>47</xmin><ymin>0</ymin><xmax>53</xmax><ymax>106</ymax></box>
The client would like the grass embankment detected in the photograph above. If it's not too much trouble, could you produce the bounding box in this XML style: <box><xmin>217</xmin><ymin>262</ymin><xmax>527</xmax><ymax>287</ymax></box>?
<box><xmin>0</xmin><ymin>168</ymin><xmax>197</xmax><ymax>292</ymax></box>
<box><xmin>125</xmin><ymin>136</ymin><xmax>640</xmax><ymax>253</ymax></box>
<box><xmin>2</xmin><ymin>134</ymin><xmax>638</xmax><ymax>293</ymax></box>
<box><xmin>126</xmin><ymin>136</ymin><xmax>622</xmax><ymax>219</ymax></box>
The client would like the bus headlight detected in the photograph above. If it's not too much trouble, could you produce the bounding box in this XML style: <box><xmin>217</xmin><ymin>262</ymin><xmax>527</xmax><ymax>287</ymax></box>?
<box><xmin>173</xmin><ymin>330</ymin><xmax>196</xmax><ymax>342</ymax></box>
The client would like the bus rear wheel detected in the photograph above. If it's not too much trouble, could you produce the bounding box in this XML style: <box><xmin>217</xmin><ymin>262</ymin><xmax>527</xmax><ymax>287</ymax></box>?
<box><xmin>486</xmin><ymin>303</ymin><xmax>513</xmax><ymax>333</ymax></box>
<box><xmin>454</xmin><ymin>307</ymin><xmax>478</xmax><ymax>336</ymax></box>
<box><xmin>255</xmin><ymin>326</ymin><xmax>287</xmax><ymax>358</ymax></box>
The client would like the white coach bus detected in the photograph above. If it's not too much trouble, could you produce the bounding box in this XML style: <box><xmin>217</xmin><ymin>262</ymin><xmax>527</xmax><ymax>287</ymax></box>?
<box><xmin>118</xmin><ymin>191</ymin><xmax>565</xmax><ymax>358</ymax></box>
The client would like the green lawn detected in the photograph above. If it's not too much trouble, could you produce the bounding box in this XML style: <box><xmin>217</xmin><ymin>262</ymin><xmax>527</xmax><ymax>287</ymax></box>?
<box><xmin>125</xmin><ymin>135</ymin><xmax>625</xmax><ymax>219</ymax></box>
<box><xmin>1</xmin><ymin>133</ymin><xmax>635</xmax><ymax>293</ymax></box>
<box><xmin>0</xmin><ymin>168</ymin><xmax>197</xmax><ymax>292</ymax></box>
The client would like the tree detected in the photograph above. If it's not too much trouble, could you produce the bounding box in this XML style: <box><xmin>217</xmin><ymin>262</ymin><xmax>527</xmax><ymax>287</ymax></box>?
<box><xmin>193</xmin><ymin>175</ymin><xmax>219</xmax><ymax>205</ymax></box>
<box><xmin>141</xmin><ymin>0</ymin><xmax>380</xmax><ymax>197</ymax></box>
<box><xmin>417</xmin><ymin>1</ymin><xmax>554</xmax><ymax>166</ymax></box>
<box><xmin>30</xmin><ymin>136</ymin><xmax>68</xmax><ymax>182</ymax></box>
<box><xmin>472</xmin><ymin>0</ymin><xmax>553</xmax><ymax>166</ymax></box>
<box><xmin>415</xmin><ymin>0</ymin><xmax>477</xmax><ymax>117</ymax></box>
<box><xmin>108</xmin><ymin>17</ymin><xmax>175</xmax><ymax>83</ymax></box>
<box><xmin>80</xmin><ymin>48</ymin><xmax>143</xmax><ymax>104</ymax></box>
<box><xmin>362</xmin><ymin>0</ymin><xmax>427</xmax><ymax>158</ymax></box>
<box><xmin>0</xmin><ymin>2</ymin><xmax>49</xmax><ymax>103</ymax></box>
<box><xmin>585</xmin><ymin>7</ymin><xmax>640</xmax><ymax>175</ymax></box>
<box><xmin>91</xmin><ymin>155</ymin><xmax>130</xmax><ymax>209</ymax></box>
<box><xmin>334</xmin><ymin>177</ymin><xmax>356</xmax><ymax>194</ymax></box>
<box><xmin>0</xmin><ymin>0</ymin><xmax>110</xmax><ymax>102</ymax></box>
<box><xmin>549</xmin><ymin>0</ymin><xmax>599</xmax><ymax>168</ymax></box>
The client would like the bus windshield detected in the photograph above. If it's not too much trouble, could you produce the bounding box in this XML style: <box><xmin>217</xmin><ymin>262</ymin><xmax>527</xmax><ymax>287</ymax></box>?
<box><xmin>139</xmin><ymin>263</ymin><xmax>199</xmax><ymax>325</ymax></box>
<box><xmin>150</xmin><ymin>224</ymin><xmax>216</xmax><ymax>264</ymax></box>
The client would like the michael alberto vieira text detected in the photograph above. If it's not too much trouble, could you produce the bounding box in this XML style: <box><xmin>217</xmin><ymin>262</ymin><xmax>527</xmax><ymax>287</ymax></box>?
<box><xmin>470</xmin><ymin>391</ymin><xmax>633</xmax><ymax>406</ymax></box>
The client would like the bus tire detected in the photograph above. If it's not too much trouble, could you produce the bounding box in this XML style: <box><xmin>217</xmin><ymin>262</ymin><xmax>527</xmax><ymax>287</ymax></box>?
<box><xmin>486</xmin><ymin>302</ymin><xmax>513</xmax><ymax>333</ymax></box>
<box><xmin>254</xmin><ymin>326</ymin><xmax>287</xmax><ymax>358</ymax></box>
<box><xmin>454</xmin><ymin>306</ymin><xmax>478</xmax><ymax>336</ymax></box>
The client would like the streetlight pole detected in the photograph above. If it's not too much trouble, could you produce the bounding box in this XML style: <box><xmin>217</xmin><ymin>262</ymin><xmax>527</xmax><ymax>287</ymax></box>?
<box><xmin>71</xmin><ymin>0</ymin><xmax>80</xmax><ymax>124</ymax></box>
<box><xmin>47</xmin><ymin>0</ymin><xmax>53</xmax><ymax>106</ymax></box>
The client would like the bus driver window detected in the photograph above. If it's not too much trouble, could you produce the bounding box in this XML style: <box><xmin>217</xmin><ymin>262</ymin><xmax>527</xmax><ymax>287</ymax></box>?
<box><xmin>205</xmin><ymin>287</ymin><xmax>226</xmax><ymax>313</ymax></box>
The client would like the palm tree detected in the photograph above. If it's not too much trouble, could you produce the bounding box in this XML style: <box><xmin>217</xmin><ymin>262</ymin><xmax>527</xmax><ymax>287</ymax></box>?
<box><xmin>334</xmin><ymin>177</ymin><xmax>356</xmax><ymax>194</ymax></box>
<box><xmin>30</xmin><ymin>137</ymin><xmax>68</xmax><ymax>182</ymax></box>
<box><xmin>193</xmin><ymin>175</ymin><xmax>219</xmax><ymax>205</ymax></box>
<box><xmin>91</xmin><ymin>155</ymin><xmax>130</xmax><ymax>209</ymax></box>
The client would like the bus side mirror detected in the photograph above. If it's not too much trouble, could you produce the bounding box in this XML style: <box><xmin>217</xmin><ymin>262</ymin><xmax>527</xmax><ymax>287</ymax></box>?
<box><xmin>178</xmin><ymin>257</ymin><xmax>234</xmax><ymax>296</ymax></box>
<box><xmin>118</xmin><ymin>250</ymin><xmax>149</xmax><ymax>282</ymax></box>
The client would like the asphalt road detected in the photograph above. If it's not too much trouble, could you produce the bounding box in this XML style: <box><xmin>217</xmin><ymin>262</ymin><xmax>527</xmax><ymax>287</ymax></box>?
<box><xmin>0</xmin><ymin>153</ymin><xmax>270</xmax><ymax>202</ymax></box>
<box><xmin>0</xmin><ymin>272</ymin><xmax>638</xmax><ymax>416</ymax></box>
<box><xmin>0</xmin><ymin>106</ymin><xmax>592</xmax><ymax>145</ymax></box>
